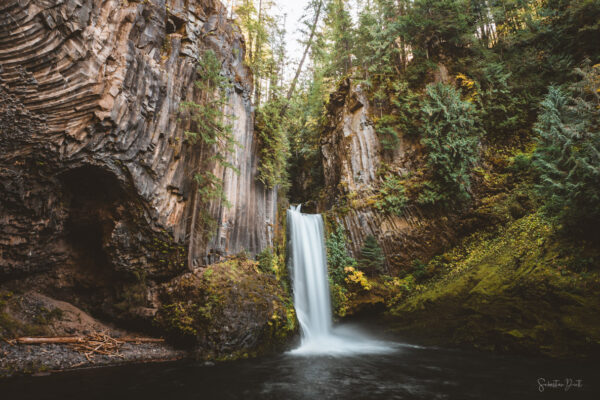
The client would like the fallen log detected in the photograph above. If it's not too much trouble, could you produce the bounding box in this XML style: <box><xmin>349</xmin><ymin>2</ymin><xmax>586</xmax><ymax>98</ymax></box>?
<box><xmin>15</xmin><ymin>336</ymin><xmax>165</xmax><ymax>345</ymax></box>
<box><xmin>16</xmin><ymin>337</ymin><xmax>84</xmax><ymax>344</ymax></box>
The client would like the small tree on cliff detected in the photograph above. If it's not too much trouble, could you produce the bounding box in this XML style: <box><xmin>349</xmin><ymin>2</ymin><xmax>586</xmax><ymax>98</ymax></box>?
<box><xmin>326</xmin><ymin>224</ymin><xmax>356</xmax><ymax>285</ymax></box>
<box><xmin>180</xmin><ymin>50</ymin><xmax>239</xmax><ymax>264</ymax></box>
<box><xmin>182</xmin><ymin>49</ymin><xmax>238</xmax><ymax>201</ymax></box>
<box><xmin>358</xmin><ymin>235</ymin><xmax>385</xmax><ymax>275</ymax></box>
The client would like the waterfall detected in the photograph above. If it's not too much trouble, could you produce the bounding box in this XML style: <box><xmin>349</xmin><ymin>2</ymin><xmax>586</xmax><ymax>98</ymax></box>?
<box><xmin>287</xmin><ymin>205</ymin><xmax>394</xmax><ymax>355</ymax></box>
<box><xmin>287</xmin><ymin>204</ymin><xmax>332</xmax><ymax>341</ymax></box>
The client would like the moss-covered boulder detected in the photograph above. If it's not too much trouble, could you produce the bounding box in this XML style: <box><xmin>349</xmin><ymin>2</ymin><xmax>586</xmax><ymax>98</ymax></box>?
<box><xmin>154</xmin><ymin>258</ymin><xmax>297</xmax><ymax>360</ymax></box>
<box><xmin>387</xmin><ymin>214</ymin><xmax>600</xmax><ymax>357</ymax></box>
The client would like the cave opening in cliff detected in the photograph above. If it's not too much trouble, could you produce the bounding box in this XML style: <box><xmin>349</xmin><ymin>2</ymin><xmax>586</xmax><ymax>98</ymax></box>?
<box><xmin>166</xmin><ymin>12</ymin><xmax>185</xmax><ymax>34</ymax></box>
<box><xmin>60</xmin><ymin>166</ymin><xmax>123</xmax><ymax>284</ymax></box>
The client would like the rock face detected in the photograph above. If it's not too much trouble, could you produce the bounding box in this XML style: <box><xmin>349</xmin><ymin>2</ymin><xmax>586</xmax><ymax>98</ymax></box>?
<box><xmin>0</xmin><ymin>0</ymin><xmax>275</xmax><ymax>277</ymax></box>
<box><xmin>321</xmin><ymin>78</ymin><xmax>381</xmax><ymax>194</ymax></box>
<box><xmin>0</xmin><ymin>0</ymin><xmax>283</xmax><ymax>352</ymax></box>
<box><xmin>320</xmin><ymin>79</ymin><xmax>457</xmax><ymax>271</ymax></box>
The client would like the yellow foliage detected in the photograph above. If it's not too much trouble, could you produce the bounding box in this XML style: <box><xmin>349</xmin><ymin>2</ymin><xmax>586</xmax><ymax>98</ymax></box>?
<box><xmin>456</xmin><ymin>73</ymin><xmax>479</xmax><ymax>103</ymax></box>
<box><xmin>344</xmin><ymin>266</ymin><xmax>372</xmax><ymax>291</ymax></box>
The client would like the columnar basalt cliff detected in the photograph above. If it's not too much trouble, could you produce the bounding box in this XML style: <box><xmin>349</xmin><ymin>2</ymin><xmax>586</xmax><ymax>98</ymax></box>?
<box><xmin>0</xmin><ymin>0</ymin><xmax>285</xmax><ymax>355</ymax></box>
<box><xmin>321</xmin><ymin>78</ymin><xmax>381</xmax><ymax>194</ymax></box>
<box><xmin>320</xmin><ymin>78</ymin><xmax>458</xmax><ymax>271</ymax></box>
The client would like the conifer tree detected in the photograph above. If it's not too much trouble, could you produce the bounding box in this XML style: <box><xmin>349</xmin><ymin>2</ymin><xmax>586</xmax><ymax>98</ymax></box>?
<box><xmin>358</xmin><ymin>235</ymin><xmax>385</xmax><ymax>275</ymax></box>
<box><xmin>533</xmin><ymin>64</ymin><xmax>600</xmax><ymax>231</ymax></box>
<box><xmin>419</xmin><ymin>83</ymin><xmax>482</xmax><ymax>206</ymax></box>
<box><xmin>180</xmin><ymin>50</ymin><xmax>239</xmax><ymax>266</ymax></box>
<box><xmin>326</xmin><ymin>224</ymin><xmax>357</xmax><ymax>284</ymax></box>
<box><xmin>322</xmin><ymin>0</ymin><xmax>356</xmax><ymax>78</ymax></box>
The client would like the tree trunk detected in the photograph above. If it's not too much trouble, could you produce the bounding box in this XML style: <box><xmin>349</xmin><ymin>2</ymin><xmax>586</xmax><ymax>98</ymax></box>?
<box><xmin>286</xmin><ymin>0</ymin><xmax>323</xmax><ymax>101</ymax></box>
<box><xmin>253</xmin><ymin>0</ymin><xmax>263</xmax><ymax>106</ymax></box>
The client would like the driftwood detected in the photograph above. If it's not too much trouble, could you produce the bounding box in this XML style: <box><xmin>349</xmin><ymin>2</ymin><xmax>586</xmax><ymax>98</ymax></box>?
<box><xmin>11</xmin><ymin>334</ymin><xmax>165</xmax><ymax>363</ymax></box>
<box><xmin>15</xmin><ymin>336</ymin><xmax>165</xmax><ymax>344</ymax></box>
<box><xmin>16</xmin><ymin>337</ymin><xmax>84</xmax><ymax>344</ymax></box>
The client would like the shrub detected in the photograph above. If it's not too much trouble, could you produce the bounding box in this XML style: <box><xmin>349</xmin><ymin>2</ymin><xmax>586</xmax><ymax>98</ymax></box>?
<box><xmin>343</xmin><ymin>267</ymin><xmax>372</xmax><ymax>291</ymax></box>
<box><xmin>257</xmin><ymin>247</ymin><xmax>276</xmax><ymax>274</ymax></box>
<box><xmin>412</xmin><ymin>259</ymin><xmax>428</xmax><ymax>282</ymax></box>
<box><xmin>509</xmin><ymin>153</ymin><xmax>533</xmax><ymax>175</ymax></box>
<box><xmin>376</xmin><ymin>175</ymin><xmax>409</xmax><ymax>216</ymax></box>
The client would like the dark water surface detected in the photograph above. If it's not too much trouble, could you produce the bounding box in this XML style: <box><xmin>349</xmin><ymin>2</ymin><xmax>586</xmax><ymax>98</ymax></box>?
<box><xmin>2</xmin><ymin>327</ymin><xmax>599</xmax><ymax>400</ymax></box>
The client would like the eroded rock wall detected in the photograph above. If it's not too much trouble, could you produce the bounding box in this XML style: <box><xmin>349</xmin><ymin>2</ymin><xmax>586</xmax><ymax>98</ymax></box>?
<box><xmin>321</xmin><ymin>78</ymin><xmax>381</xmax><ymax>193</ymax></box>
<box><xmin>0</xmin><ymin>0</ymin><xmax>284</xmax><ymax>349</ymax></box>
<box><xmin>0</xmin><ymin>0</ymin><xmax>276</xmax><ymax>283</ymax></box>
<box><xmin>320</xmin><ymin>78</ymin><xmax>457</xmax><ymax>271</ymax></box>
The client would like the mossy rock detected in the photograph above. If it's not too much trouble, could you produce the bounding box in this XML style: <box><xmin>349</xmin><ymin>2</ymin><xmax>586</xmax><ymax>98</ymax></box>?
<box><xmin>154</xmin><ymin>258</ymin><xmax>297</xmax><ymax>359</ymax></box>
<box><xmin>387</xmin><ymin>214</ymin><xmax>600</xmax><ymax>357</ymax></box>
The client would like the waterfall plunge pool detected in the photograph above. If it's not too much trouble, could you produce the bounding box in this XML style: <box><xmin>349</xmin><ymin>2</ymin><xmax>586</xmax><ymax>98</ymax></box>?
<box><xmin>2</xmin><ymin>330</ymin><xmax>598</xmax><ymax>400</ymax></box>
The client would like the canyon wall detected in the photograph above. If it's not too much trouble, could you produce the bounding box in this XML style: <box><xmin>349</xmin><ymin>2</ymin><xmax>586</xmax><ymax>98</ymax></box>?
<box><xmin>320</xmin><ymin>78</ymin><xmax>458</xmax><ymax>271</ymax></box>
<box><xmin>0</xmin><ymin>0</ymin><xmax>288</xmax><ymax>352</ymax></box>
<box><xmin>0</xmin><ymin>0</ymin><xmax>276</xmax><ymax>282</ymax></box>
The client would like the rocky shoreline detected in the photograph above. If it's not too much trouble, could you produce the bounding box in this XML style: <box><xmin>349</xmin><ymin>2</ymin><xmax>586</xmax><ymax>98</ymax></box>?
<box><xmin>0</xmin><ymin>342</ymin><xmax>188</xmax><ymax>378</ymax></box>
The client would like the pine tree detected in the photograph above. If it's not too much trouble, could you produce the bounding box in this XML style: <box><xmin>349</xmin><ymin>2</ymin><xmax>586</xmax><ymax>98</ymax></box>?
<box><xmin>180</xmin><ymin>50</ymin><xmax>239</xmax><ymax>266</ymax></box>
<box><xmin>533</xmin><ymin>64</ymin><xmax>600</xmax><ymax>232</ymax></box>
<box><xmin>322</xmin><ymin>0</ymin><xmax>356</xmax><ymax>78</ymax></box>
<box><xmin>419</xmin><ymin>82</ymin><xmax>482</xmax><ymax>206</ymax></box>
<box><xmin>358</xmin><ymin>235</ymin><xmax>385</xmax><ymax>275</ymax></box>
<box><xmin>235</xmin><ymin>0</ymin><xmax>278</xmax><ymax>106</ymax></box>
<box><xmin>181</xmin><ymin>50</ymin><xmax>238</xmax><ymax>204</ymax></box>
<box><xmin>402</xmin><ymin>0</ymin><xmax>475</xmax><ymax>62</ymax></box>
<box><xmin>326</xmin><ymin>224</ymin><xmax>357</xmax><ymax>285</ymax></box>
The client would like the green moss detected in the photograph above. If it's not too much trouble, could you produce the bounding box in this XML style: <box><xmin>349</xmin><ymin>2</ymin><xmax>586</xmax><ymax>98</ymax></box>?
<box><xmin>0</xmin><ymin>311</ymin><xmax>51</xmax><ymax>340</ymax></box>
<box><xmin>159</xmin><ymin>302</ymin><xmax>199</xmax><ymax>338</ymax></box>
<box><xmin>33</xmin><ymin>307</ymin><xmax>64</xmax><ymax>325</ymax></box>
<box><xmin>154</xmin><ymin>257</ymin><xmax>297</xmax><ymax>358</ymax></box>
<box><xmin>387</xmin><ymin>213</ymin><xmax>600</xmax><ymax>356</ymax></box>
<box><xmin>114</xmin><ymin>269</ymin><xmax>149</xmax><ymax>316</ymax></box>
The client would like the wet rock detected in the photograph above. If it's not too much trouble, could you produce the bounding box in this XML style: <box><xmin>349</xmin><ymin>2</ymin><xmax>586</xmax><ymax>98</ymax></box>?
<box><xmin>322</xmin><ymin>78</ymin><xmax>381</xmax><ymax>195</ymax></box>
